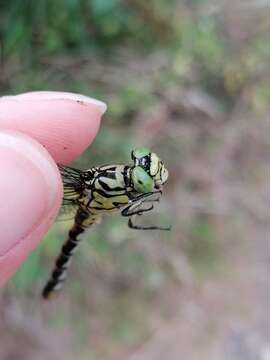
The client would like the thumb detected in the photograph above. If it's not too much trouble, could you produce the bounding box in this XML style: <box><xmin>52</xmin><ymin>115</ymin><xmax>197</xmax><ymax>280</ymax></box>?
<box><xmin>0</xmin><ymin>131</ymin><xmax>62</xmax><ymax>286</ymax></box>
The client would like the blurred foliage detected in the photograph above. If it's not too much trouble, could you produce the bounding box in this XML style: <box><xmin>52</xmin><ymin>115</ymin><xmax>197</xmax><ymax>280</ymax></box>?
<box><xmin>1</xmin><ymin>0</ymin><xmax>269</xmax><ymax>112</ymax></box>
<box><xmin>187</xmin><ymin>214</ymin><xmax>222</xmax><ymax>276</ymax></box>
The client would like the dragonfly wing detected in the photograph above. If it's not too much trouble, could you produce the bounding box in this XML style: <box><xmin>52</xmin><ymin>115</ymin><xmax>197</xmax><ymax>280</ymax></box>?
<box><xmin>57</xmin><ymin>164</ymin><xmax>89</xmax><ymax>221</ymax></box>
<box><xmin>58</xmin><ymin>164</ymin><xmax>87</xmax><ymax>202</ymax></box>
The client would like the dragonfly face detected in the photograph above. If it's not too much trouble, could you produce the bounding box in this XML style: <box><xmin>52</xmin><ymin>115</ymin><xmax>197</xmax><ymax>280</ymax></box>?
<box><xmin>131</xmin><ymin>147</ymin><xmax>169</xmax><ymax>190</ymax></box>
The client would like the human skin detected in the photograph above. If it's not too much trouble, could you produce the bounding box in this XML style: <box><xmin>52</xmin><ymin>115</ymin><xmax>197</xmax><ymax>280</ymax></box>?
<box><xmin>0</xmin><ymin>91</ymin><xmax>106</xmax><ymax>286</ymax></box>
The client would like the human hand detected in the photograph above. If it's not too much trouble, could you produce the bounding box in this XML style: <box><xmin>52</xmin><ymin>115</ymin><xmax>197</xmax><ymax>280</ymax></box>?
<box><xmin>0</xmin><ymin>91</ymin><xmax>106</xmax><ymax>286</ymax></box>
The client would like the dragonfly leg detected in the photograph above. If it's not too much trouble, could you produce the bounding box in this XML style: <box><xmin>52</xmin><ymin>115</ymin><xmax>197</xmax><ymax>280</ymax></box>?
<box><xmin>128</xmin><ymin>216</ymin><xmax>171</xmax><ymax>231</ymax></box>
<box><xmin>128</xmin><ymin>190</ymin><xmax>162</xmax><ymax>203</ymax></box>
<box><xmin>121</xmin><ymin>190</ymin><xmax>162</xmax><ymax>216</ymax></box>
<box><xmin>121</xmin><ymin>203</ymin><xmax>154</xmax><ymax>217</ymax></box>
<box><xmin>122</xmin><ymin>192</ymin><xmax>170</xmax><ymax>230</ymax></box>
<box><xmin>143</xmin><ymin>198</ymin><xmax>160</xmax><ymax>203</ymax></box>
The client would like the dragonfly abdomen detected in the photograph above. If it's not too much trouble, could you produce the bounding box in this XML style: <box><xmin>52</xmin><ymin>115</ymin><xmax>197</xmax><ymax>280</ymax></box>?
<box><xmin>42</xmin><ymin>223</ymin><xmax>85</xmax><ymax>299</ymax></box>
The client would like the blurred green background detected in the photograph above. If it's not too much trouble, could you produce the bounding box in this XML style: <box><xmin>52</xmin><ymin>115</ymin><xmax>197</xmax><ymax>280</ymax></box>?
<box><xmin>1</xmin><ymin>1</ymin><xmax>270</xmax><ymax>359</ymax></box>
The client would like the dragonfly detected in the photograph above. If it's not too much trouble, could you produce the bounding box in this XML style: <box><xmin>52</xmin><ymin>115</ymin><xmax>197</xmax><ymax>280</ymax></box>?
<box><xmin>42</xmin><ymin>147</ymin><xmax>170</xmax><ymax>299</ymax></box>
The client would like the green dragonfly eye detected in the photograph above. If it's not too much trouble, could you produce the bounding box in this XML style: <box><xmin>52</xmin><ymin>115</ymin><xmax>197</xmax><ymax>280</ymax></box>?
<box><xmin>131</xmin><ymin>166</ymin><xmax>154</xmax><ymax>193</ymax></box>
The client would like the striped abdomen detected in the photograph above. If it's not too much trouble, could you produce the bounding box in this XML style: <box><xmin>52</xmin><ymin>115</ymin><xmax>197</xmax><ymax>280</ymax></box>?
<box><xmin>42</xmin><ymin>209</ymin><xmax>97</xmax><ymax>299</ymax></box>
<box><xmin>42</xmin><ymin>223</ymin><xmax>85</xmax><ymax>299</ymax></box>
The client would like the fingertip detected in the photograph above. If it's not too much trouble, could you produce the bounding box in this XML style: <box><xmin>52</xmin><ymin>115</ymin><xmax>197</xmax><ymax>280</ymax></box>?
<box><xmin>3</xmin><ymin>91</ymin><xmax>107</xmax><ymax>115</ymax></box>
<box><xmin>0</xmin><ymin>91</ymin><xmax>107</xmax><ymax>164</ymax></box>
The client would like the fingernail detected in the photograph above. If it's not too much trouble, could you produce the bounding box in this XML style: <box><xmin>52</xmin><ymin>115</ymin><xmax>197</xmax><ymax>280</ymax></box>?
<box><xmin>1</xmin><ymin>91</ymin><xmax>107</xmax><ymax>116</ymax></box>
<box><xmin>0</xmin><ymin>131</ymin><xmax>61</xmax><ymax>255</ymax></box>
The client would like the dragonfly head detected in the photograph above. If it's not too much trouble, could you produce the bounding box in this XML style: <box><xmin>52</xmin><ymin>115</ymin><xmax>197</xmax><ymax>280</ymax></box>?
<box><xmin>131</xmin><ymin>147</ymin><xmax>169</xmax><ymax>193</ymax></box>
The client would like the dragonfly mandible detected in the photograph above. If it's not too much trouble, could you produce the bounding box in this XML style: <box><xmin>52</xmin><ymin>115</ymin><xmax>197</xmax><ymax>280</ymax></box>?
<box><xmin>42</xmin><ymin>147</ymin><xmax>170</xmax><ymax>299</ymax></box>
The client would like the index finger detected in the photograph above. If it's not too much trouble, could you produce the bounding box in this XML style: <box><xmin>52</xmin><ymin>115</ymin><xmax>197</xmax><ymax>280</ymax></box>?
<box><xmin>0</xmin><ymin>91</ymin><xmax>107</xmax><ymax>164</ymax></box>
